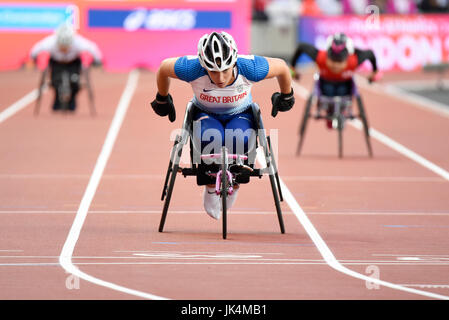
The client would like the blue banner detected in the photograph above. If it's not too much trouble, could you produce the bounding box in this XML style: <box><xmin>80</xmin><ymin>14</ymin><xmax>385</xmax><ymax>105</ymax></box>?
<box><xmin>88</xmin><ymin>8</ymin><xmax>231</xmax><ymax>30</ymax></box>
<box><xmin>0</xmin><ymin>4</ymin><xmax>72</xmax><ymax>31</ymax></box>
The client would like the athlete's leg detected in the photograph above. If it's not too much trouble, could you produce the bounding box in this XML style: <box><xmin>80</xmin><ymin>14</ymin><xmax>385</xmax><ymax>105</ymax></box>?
<box><xmin>67</xmin><ymin>58</ymin><xmax>82</xmax><ymax>111</ymax></box>
<box><xmin>221</xmin><ymin>109</ymin><xmax>256</xmax><ymax>212</ymax></box>
<box><xmin>193</xmin><ymin>111</ymin><xmax>226</xmax><ymax>219</ymax></box>
<box><xmin>224</xmin><ymin>110</ymin><xmax>256</xmax><ymax>155</ymax></box>
<box><xmin>192</xmin><ymin>112</ymin><xmax>225</xmax><ymax>155</ymax></box>
<box><xmin>49</xmin><ymin>59</ymin><xmax>63</xmax><ymax>111</ymax></box>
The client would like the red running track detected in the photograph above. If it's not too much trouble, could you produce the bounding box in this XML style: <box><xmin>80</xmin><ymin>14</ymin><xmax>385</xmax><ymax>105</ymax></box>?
<box><xmin>0</xmin><ymin>67</ymin><xmax>448</xmax><ymax>300</ymax></box>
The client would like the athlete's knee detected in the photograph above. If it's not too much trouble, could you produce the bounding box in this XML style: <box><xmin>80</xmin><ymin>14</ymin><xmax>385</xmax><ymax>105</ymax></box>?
<box><xmin>193</xmin><ymin>113</ymin><xmax>225</xmax><ymax>153</ymax></box>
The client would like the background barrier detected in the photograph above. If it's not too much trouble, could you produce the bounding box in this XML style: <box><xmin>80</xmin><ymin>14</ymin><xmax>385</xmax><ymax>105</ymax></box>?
<box><xmin>297</xmin><ymin>14</ymin><xmax>449</xmax><ymax>71</ymax></box>
<box><xmin>0</xmin><ymin>0</ymin><xmax>251</xmax><ymax>71</ymax></box>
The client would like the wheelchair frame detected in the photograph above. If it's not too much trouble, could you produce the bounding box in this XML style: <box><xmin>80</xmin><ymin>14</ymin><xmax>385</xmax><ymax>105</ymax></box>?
<box><xmin>158</xmin><ymin>102</ymin><xmax>285</xmax><ymax>239</ymax></box>
<box><xmin>34</xmin><ymin>64</ymin><xmax>96</xmax><ymax>116</ymax></box>
<box><xmin>296</xmin><ymin>74</ymin><xmax>373</xmax><ymax>158</ymax></box>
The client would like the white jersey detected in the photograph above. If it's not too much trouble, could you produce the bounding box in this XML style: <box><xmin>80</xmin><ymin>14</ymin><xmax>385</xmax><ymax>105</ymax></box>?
<box><xmin>30</xmin><ymin>34</ymin><xmax>102</xmax><ymax>64</ymax></box>
<box><xmin>174</xmin><ymin>55</ymin><xmax>269</xmax><ymax>115</ymax></box>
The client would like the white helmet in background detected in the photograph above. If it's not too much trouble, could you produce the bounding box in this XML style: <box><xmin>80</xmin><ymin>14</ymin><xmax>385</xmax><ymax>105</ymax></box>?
<box><xmin>197</xmin><ymin>31</ymin><xmax>238</xmax><ymax>72</ymax></box>
<box><xmin>56</xmin><ymin>23</ymin><xmax>75</xmax><ymax>48</ymax></box>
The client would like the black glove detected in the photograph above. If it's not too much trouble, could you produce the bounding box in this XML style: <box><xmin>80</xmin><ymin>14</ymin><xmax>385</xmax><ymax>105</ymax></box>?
<box><xmin>150</xmin><ymin>92</ymin><xmax>176</xmax><ymax>122</ymax></box>
<box><xmin>271</xmin><ymin>88</ymin><xmax>295</xmax><ymax>118</ymax></box>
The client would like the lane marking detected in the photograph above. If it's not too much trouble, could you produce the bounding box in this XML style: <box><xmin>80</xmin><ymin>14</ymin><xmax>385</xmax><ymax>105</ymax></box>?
<box><xmin>2</xmin><ymin>210</ymin><xmax>449</xmax><ymax>216</ymax></box>
<box><xmin>0</xmin><ymin>173</ymin><xmax>444</xmax><ymax>182</ymax></box>
<box><xmin>381</xmin><ymin>79</ymin><xmax>449</xmax><ymax>90</ymax></box>
<box><xmin>355</xmin><ymin>76</ymin><xmax>449</xmax><ymax>119</ymax></box>
<box><xmin>257</xmin><ymin>126</ymin><xmax>449</xmax><ymax>300</ymax></box>
<box><xmin>350</xmin><ymin>120</ymin><xmax>449</xmax><ymax>181</ymax></box>
<box><xmin>400</xmin><ymin>284</ymin><xmax>449</xmax><ymax>289</ymax></box>
<box><xmin>374</xmin><ymin>254</ymin><xmax>449</xmax><ymax>257</ymax></box>
<box><xmin>0</xmin><ymin>88</ymin><xmax>42</xmax><ymax>123</ymax></box>
<box><xmin>0</xmin><ymin>173</ymin><xmax>165</xmax><ymax>179</ymax></box>
<box><xmin>282</xmin><ymin>175</ymin><xmax>445</xmax><ymax>182</ymax></box>
<box><xmin>3</xmin><ymin>260</ymin><xmax>449</xmax><ymax>267</ymax></box>
<box><xmin>278</xmin><ymin>175</ymin><xmax>449</xmax><ymax>299</ymax></box>
<box><xmin>116</xmin><ymin>250</ymin><xmax>284</xmax><ymax>255</ymax></box>
<box><xmin>292</xmin><ymin>81</ymin><xmax>449</xmax><ymax>181</ymax></box>
<box><xmin>133</xmin><ymin>253</ymin><xmax>263</xmax><ymax>259</ymax></box>
<box><xmin>58</xmin><ymin>69</ymin><xmax>168</xmax><ymax>300</ymax></box>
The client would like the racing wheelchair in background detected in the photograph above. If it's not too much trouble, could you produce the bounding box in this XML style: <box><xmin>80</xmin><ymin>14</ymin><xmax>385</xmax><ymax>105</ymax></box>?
<box><xmin>296</xmin><ymin>73</ymin><xmax>373</xmax><ymax>158</ymax></box>
<box><xmin>158</xmin><ymin>102</ymin><xmax>285</xmax><ymax>239</ymax></box>
<box><xmin>34</xmin><ymin>58</ymin><xmax>96</xmax><ymax>116</ymax></box>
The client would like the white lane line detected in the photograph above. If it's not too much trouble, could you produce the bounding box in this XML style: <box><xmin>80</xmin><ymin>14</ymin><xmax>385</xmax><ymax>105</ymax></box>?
<box><xmin>5</xmin><ymin>262</ymin><xmax>449</xmax><ymax>267</ymax></box>
<box><xmin>3</xmin><ymin>210</ymin><xmax>449</xmax><ymax>216</ymax></box>
<box><xmin>58</xmin><ymin>69</ymin><xmax>168</xmax><ymax>300</ymax></box>
<box><xmin>350</xmin><ymin>120</ymin><xmax>449</xmax><ymax>181</ymax></box>
<box><xmin>288</xmin><ymin>82</ymin><xmax>449</xmax><ymax>299</ymax></box>
<box><xmin>278</xmin><ymin>177</ymin><xmax>449</xmax><ymax>300</ymax></box>
<box><xmin>0</xmin><ymin>173</ymin><xmax>443</xmax><ymax>182</ymax></box>
<box><xmin>399</xmin><ymin>284</ymin><xmax>449</xmax><ymax>289</ymax></box>
<box><xmin>0</xmin><ymin>88</ymin><xmax>42</xmax><ymax>123</ymax></box>
<box><xmin>292</xmin><ymin>81</ymin><xmax>449</xmax><ymax>181</ymax></box>
<box><xmin>355</xmin><ymin>76</ymin><xmax>449</xmax><ymax>119</ymax></box>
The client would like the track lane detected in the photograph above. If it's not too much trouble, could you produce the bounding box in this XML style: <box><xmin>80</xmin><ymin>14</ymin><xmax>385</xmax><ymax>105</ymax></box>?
<box><xmin>70</xmin><ymin>71</ymin><xmax>448</xmax><ymax>299</ymax></box>
<box><xmin>0</xmin><ymin>68</ymin><xmax>133</xmax><ymax>299</ymax></box>
<box><xmin>1</xmin><ymin>68</ymin><xmax>448</xmax><ymax>299</ymax></box>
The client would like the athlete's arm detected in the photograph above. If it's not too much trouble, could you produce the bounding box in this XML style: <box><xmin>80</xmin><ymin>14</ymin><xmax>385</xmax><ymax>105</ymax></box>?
<box><xmin>291</xmin><ymin>43</ymin><xmax>319</xmax><ymax>67</ymax></box>
<box><xmin>156</xmin><ymin>57</ymin><xmax>179</xmax><ymax>96</ymax></box>
<box><xmin>264</xmin><ymin>57</ymin><xmax>292</xmax><ymax>94</ymax></box>
<box><xmin>30</xmin><ymin>36</ymin><xmax>54</xmax><ymax>61</ymax></box>
<box><xmin>355</xmin><ymin>48</ymin><xmax>378</xmax><ymax>82</ymax></box>
<box><xmin>76</xmin><ymin>36</ymin><xmax>103</xmax><ymax>64</ymax></box>
<box><xmin>264</xmin><ymin>57</ymin><xmax>294</xmax><ymax>116</ymax></box>
<box><xmin>151</xmin><ymin>57</ymin><xmax>178</xmax><ymax>122</ymax></box>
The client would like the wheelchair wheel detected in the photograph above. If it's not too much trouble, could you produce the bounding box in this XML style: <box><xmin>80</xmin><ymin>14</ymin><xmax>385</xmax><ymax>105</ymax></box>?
<box><xmin>337</xmin><ymin>114</ymin><xmax>344</xmax><ymax>158</ymax></box>
<box><xmin>266</xmin><ymin>136</ymin><xmax>285</xmax><ymax>233</ymax></box>
<box><xmin>34</xmin><ymin>67</ymin><xmax>49</xmax><ymax>116</ymax></box>
<box><xmin>58</xmin><ymin>71</ymin><xmax>72</xmax><ymax>111</ymax></box>
<box><xmin>267</xmin><ymin>136</ymin><xmax>283</xmax><ymax>202</ymax></box>
<box><xmin>221</xmin><ymin>146</ymin><xmax>228</xmax><ymax>239</ymax></box>
<box><xmin>356</xmin><ymin>96</ymin><xmax>373</xmax><ymax>157</ymax></box>
<box><xmin>159</xmin><ymin>135</ymin><xmax>182</xmax><ymax>233</ymax></box>
<box><xmin>296</xmin><ymin>94</ymin><xmax>314</xmax><ymax>156</ymax></box>
<box><xmin>83</xmin><ymin>67</ymin><xmax>96</xmax><ymax>117</ymax></box>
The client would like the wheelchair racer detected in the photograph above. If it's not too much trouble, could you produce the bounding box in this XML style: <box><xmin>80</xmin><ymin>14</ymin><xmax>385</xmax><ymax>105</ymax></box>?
<box><xmin>151</xmin><ymin>31</ymin><xmax>294</xmax><ymax>219</ymax></box>
<box><xmin>290</xmin><ymin>32</ymin><xmax>378</xmax><ymax>128</ymax></box>
<box><xmin>30</xmin><ymin>23</ymin><xmax>102</xmax><ymax>112</ymax></box>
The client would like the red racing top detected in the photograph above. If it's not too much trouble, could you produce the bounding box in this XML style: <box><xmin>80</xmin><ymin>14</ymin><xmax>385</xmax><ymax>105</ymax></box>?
<box><xmin>315</xmin><ymin>50</ymin><xmax>358</xmax><ymax>82</ymax></box>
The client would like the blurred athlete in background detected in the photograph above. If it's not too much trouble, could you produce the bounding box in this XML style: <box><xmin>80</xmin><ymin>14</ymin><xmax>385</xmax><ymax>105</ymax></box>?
<box><xmin>290</xmin><ymin>32</ymin><xmax>378</xmax><ymax>128</ymax></box>
<box><xmin>30</xmin><ymin>23</ymin><xmax>102</xmax><ymax>112</ymax></box>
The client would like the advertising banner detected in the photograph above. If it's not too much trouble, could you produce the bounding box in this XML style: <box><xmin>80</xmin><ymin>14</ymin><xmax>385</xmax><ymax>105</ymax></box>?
<box><xmin>0</xmin><ymin>0</ymin><xmax>251</xmax><ymax>71</ymax></box>
<box><xmin>297</xmin><ymin>15</ymin><xmax>449</xmax><ymax>71</ymax></box>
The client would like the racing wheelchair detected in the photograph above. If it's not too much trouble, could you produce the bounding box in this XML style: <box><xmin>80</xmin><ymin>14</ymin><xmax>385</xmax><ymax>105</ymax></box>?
<box><xmin>296</xmin><ymin>74</ymin><xmax>373</xmax><ymax>158</ymax></box>
<box><xmin>34</xmin><ymin>58</ymin><xmax>96</xmax><ymax>116</ymax></box>
<box><xmin>158</xmin><ymin>102</ymin><xmax>285</xmax><ymax>239</ymax></box>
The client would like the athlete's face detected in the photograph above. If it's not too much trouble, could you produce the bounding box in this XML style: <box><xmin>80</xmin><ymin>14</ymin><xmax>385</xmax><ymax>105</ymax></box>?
<box><xmin>207</xmin><ymin>66</ymin><xmax>235</xmax><ymax>88</ymax></box>
<box><xmin>326</xmin><ymin>58</ymin><xmax>348</xmax><ymax>74</ymax></box>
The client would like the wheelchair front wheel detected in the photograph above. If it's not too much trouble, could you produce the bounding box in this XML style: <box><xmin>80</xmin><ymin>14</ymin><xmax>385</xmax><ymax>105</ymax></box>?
<box><xmin>337</xmin><ymin>114</ymin><xmax>344</xmax><ymax>158</ymax></box>
<box><xmin>221</xmin><ymin>146</ymin><xmax>228</xmax><ymax>239</ymax></box>
<box><xmin>296</xmin><ymin>94</ymin><xmax>314</xmax><ymax>156</ymax></box>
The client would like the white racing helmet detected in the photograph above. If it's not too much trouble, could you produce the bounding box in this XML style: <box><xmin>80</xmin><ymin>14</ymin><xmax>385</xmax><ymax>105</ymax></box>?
<box><xmin>56</xmin><ymin>23</ymin><xmax>75</xmax><ymax>48</ymax></box>
<box><xmin>197</xmin><ymin>31</ymin><xmax>238</xmax><ymax>72</ymax></box>
<box><xmin>325</xmin><ymin>32</ymin><xmax>354</xmax><ymax>62</ymax></box>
